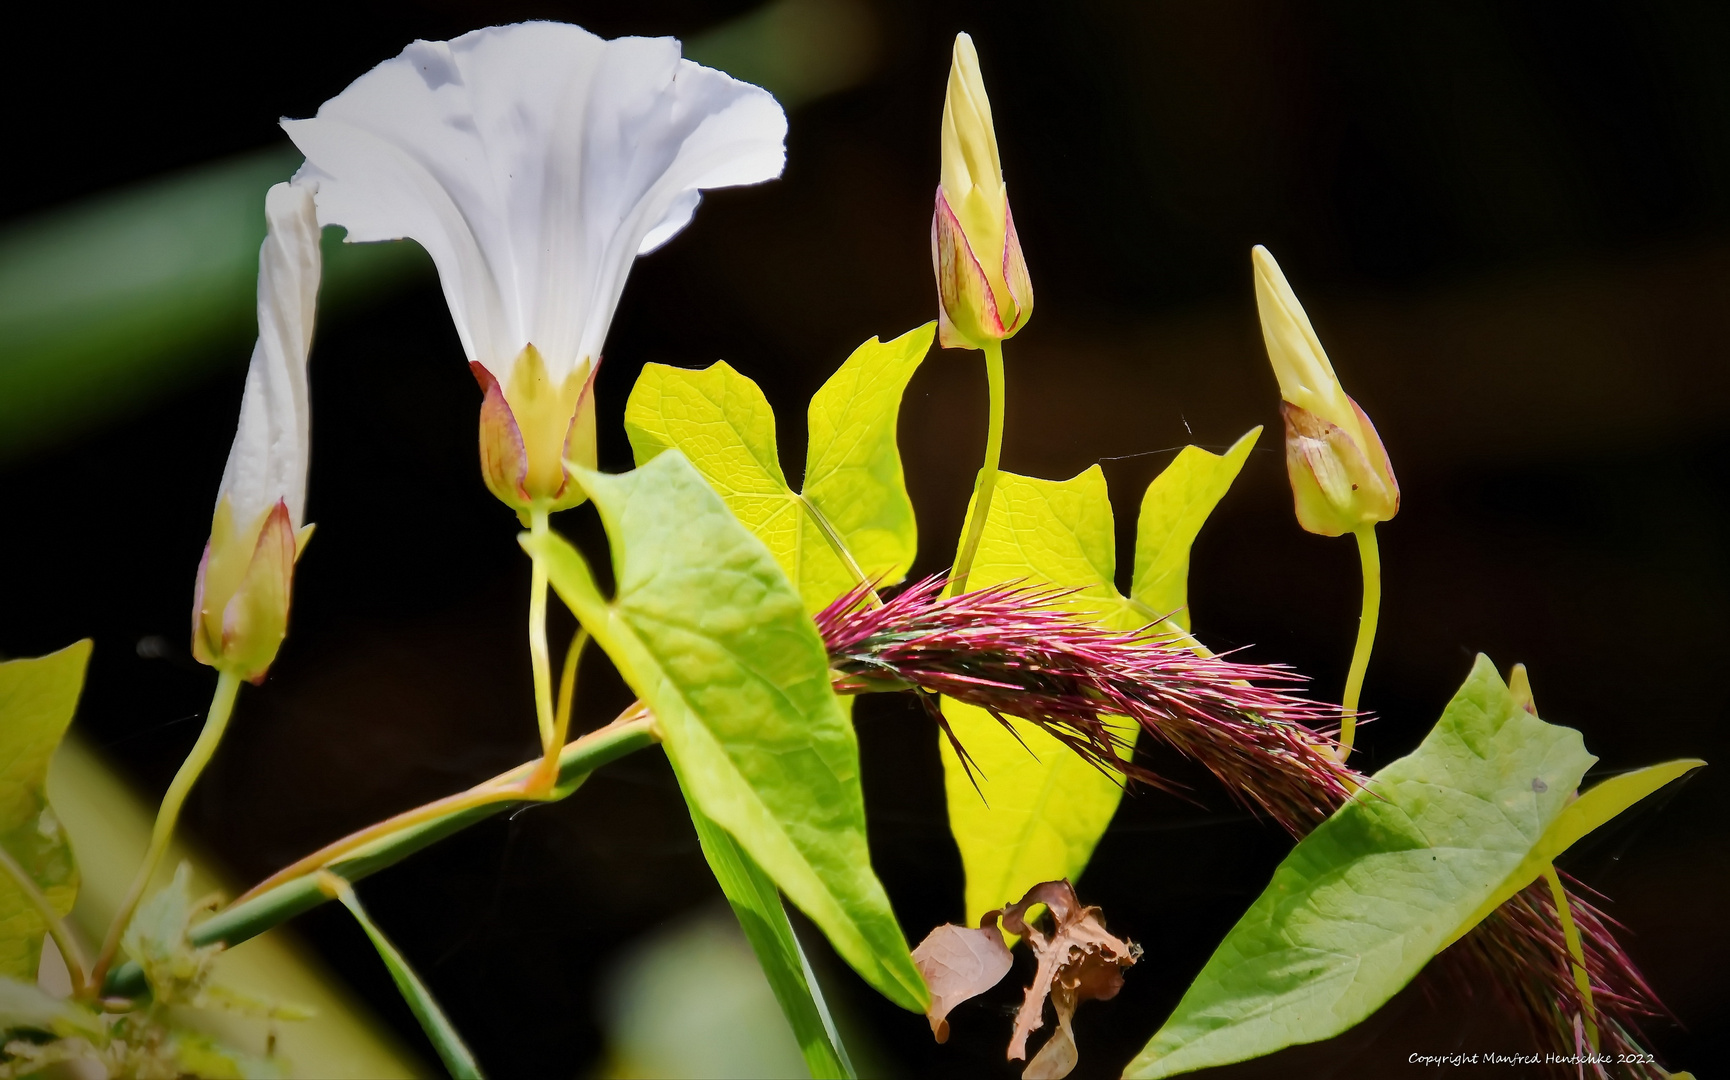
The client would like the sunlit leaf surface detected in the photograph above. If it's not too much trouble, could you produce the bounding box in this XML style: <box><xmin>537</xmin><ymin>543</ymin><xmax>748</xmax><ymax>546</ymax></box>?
<box><xmin>941</xmin><ymin>435</ymin><xmax>1257</xmax><ymax>922</ymax></box>
<box><xmin>527</xmin><ymin>451</ymin><xmax>927</xmax><ymax>1012</ymax></box>
<box><xmin>625</xmin><ymin>324</ymin><xmax>930</xmax><ymax>612</ymax></box>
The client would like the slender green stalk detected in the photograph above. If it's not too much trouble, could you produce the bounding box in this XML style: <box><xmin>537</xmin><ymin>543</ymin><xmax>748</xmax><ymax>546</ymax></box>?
<box><xmin>90</xmin><ymin>670</ymin><xmax>242</xmax><ymax>991</ymax></box>
<box><xmin>0</xmin><ymin>841</ymin><xmax>88</xmax><ymax>993</ymax></box>
<box><xmin>948</xmin><ymin>339</ymin><xmax>1006</xmax><ymax>597</ymax></box>
<box><xmin>1543</xmin><ymin>865</ymin><xmax>1600</xmax><ymax>1052</ymax></box>
<box><xmin>1338</xmin><ymin>524</ymin><xmax>1381</xmax><ymax>763</ymax></box>
<box><xmin>323</xmin><ymin>872</ymin><xmax>486</xmax><ymax>1079</ymax></box>
<box><xmin>527</xmin><ymin>507</ymin><xmax>556</xmax><ymax>753</ymax></box>
<box><xmin>103</xmin><ymin>710</ymin><xmax>659</xmax><ymax>998</ymax></box>
<box><xmin>530</xmin><ymin>628</ymin><xmax>590</xmax><ymax>792</ymax></box>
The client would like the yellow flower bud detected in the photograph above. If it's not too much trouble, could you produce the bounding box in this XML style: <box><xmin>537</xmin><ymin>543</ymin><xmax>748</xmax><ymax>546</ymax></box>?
<box><xmin>474</xmin><ymin>346</ymin><xmax>597</xmax><ymax>524</ymax></box>
<box><xmin>1252</xmin><ymin>245</ymin><xmax>1398</xmax><ymax>536</ymax></box>
<box><xmin>192</xmin><ymin>498</ymin><xmax>313</xmax><ymax>683</ymax></box>
<box><xmin>932</xmin><ymin>33</ymin><xmax>1032</xmax><ymax>351</ymax></box>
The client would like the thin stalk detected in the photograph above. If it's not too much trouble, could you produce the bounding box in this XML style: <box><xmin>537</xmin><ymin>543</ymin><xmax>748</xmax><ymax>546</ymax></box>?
<box><xmin>528</xmin><ymin>507</ymin><xmax>556</xmax><ymax>753</ymax></box>
<box><xmin>0</xmin><ymin>841</ymin><xmax>88</xmax><ymax>993</ymax></box>
<box><xmin>105</xmin><ymin>709</ymin><xmax>659</xmax><ymax>998</ymax></box>
<box><xmin>235</xmin><ymin>773</ymin><xmax>534</xmax><ymax>905</ymax></box>
<box><xmin>1543</xmin><ymin>865</ymin><xmax>1600</xmax><ymax>1052</ymax></box>
<box><xmin>1338</xmin><ymin>524</ymin><xmax>1381</xmax><ymax>763</ymax></box>
<box><xmin>529</xmin><ymin>628</ymin><xmax>589</xmax><ymax>792</ymax></box>
<box><xmin>799</xmin><ymin>494</ymin><xmax>879</xmax><ymax>606</ymax></box>
<box><xmin>948</xmin><ymin>339</ymin><xmax>1006</xmax><ymax>597</ymax></box>
<box><xmin>90</xmin><ymin>670</ymin><xmax>242</xmax><ymax>991</ymax></box>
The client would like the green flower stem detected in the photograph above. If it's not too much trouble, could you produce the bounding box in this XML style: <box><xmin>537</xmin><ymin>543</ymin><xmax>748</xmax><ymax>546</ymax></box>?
<box><xmin>948</xmin><ymin>339</ymin><xmax>1006</xmax><ymax>597</ymax></box>
<box><xmin>530</xmin><ymin>628</ymin><xmax>590</xmax><ymax>792</ymax></box>
<box><xmin>0</xmin><ymin>840</ymin><xmax>88</xmax><ymax>993</ymax></box>
<box><xmin>102</xmin><ymin>709</ymin><xmax>659</xmax><ymax>999</ymax></box>
<box><xmin>1339</xmin><ymin>524</ymin><xmax>1381</xmax><ymax>763</ymax></box>
<box><xmin>90</xmin><ymin>670</ymin><xmax>242</xmax><ymax>992</ymax></box>
<box><xmin>528</xmin><ymin>507</ymin><xmax>556</xmax><ymax>754</ymax></box>
<box><xmin>1543</xmin><ymin>864</ymin><xmax>1600</xmax><ymax>1051</ymax></box>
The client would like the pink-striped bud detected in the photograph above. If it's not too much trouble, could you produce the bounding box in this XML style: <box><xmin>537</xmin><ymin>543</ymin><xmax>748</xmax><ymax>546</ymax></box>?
<box><xmin>931</xmin><ymin>33</ymin><xmax>1032</xmax><ymax>351</ymax></box>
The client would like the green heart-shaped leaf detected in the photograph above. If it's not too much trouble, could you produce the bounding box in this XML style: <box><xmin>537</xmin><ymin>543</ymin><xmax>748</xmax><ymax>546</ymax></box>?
<box><xmin>526</xmin><ymin>451</ymin><xmax>926</xmax><ymax>1012</ymax></box>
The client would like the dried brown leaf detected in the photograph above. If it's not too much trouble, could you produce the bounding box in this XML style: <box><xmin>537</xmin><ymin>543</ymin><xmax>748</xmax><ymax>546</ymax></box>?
<box><xmin>1002</xmin><ymin>880</ymin><xmax>1138</xmax><ymax>1079</ymax></box>
<box><xmin>912</xmin><ymin>911</ymin><xmax>1014</xmax><ymax>1042</ymax></box>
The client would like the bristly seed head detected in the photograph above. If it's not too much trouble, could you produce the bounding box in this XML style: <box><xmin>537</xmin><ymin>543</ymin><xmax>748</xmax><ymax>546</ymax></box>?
<box><xmin>816</xmin><ymin>576</ymin><xmax>1359</xmax><ymax>836</ymax></box>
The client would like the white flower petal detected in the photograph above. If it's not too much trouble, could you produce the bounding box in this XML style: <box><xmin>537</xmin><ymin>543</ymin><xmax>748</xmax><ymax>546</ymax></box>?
<box><xmin>217</xmin><ymin>181</ymin><xmax>319</xmax><ymax>529</ymax></box>
<box><xmin>283</xmin><ymin>21</ymin><xmax>787</xmax><ymax>385</ymax></box>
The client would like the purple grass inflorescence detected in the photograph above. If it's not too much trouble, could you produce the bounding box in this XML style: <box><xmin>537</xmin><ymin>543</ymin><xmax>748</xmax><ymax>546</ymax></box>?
<box><xmin>816</xmin><ymin>576</ymin><xmax>1357</xmax><ymax>836</ymax></box>
<box><xmin>817</xmin><ymin>575</ymin><xmax>1674</xmax><ymax>1076</ymax></box>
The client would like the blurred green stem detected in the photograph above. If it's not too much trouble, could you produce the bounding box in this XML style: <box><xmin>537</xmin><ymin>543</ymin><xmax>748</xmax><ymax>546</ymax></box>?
<box><xmin>948</xmin><ymin>340</ymin><xmax>1005</xmax><ymax>596</ymax></box>
<box><xmin>1339</xmin><ymin>525</ymin><xmax>1380</xmax><ymax>763</ymax></box>
<box><xmin>90</xmin><ymin>670</ymin><xmax>241</xmax><ymax>992</ymax></box>
<box><xmin>104</xmin><ymin>708</ymin><xmax>658</xmax><ymax>998</ymax></box>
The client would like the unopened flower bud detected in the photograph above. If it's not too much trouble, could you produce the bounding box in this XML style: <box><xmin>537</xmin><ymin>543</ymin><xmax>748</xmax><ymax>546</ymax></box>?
<box><xmin>932</xmin><ymin>33</ymin><xmax>1032</xmax><ymax>351</ymax></box>
<box><xmin>193</xmin><ymin>498</ymin><xmax>312</xmax><ymax>682</ymax></box>
<box><xmin>1253</xmin><ymin>245</ymin><xmax>1398</xmax><ymax>536</ymax></box>
<box><xmin>192</xmin><ymin>182</ymin><xmax>320</xmax><ymax>682</ymax></box>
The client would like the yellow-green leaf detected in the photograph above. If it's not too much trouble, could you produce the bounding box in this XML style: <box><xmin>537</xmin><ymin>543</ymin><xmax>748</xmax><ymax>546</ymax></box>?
<box><xmin>939</xmin><ymin>467</ymin><xmax>1132</xmax><ymax>923</ymax></box>
<box><xmin>1131</xmin><ymin>429</ymin><xmax>1259</xmax><ymax>632</ymax></box>
<box><xmin>0</xmin><ymin>641</ymin><xmax>89</xmax><ymax>980</ymax></box>
<box><xmin>624</xmin><ymin>324</ymin><xmax>931</xmax><ymax>612</ymax></box>
<box><xmin>938</xmin><ymin>440</ymin><xmax>1256</xmax><ymax>923</ymax></box>
<box><xmin>526</xmin><ymin>451</ymin><xmax>927</xmax><ymax>1012</ymax></box>
<box><xmin>940</xmin><ymin>708</ymin><xmax>1134</xmax><ymax>924</ymax></box>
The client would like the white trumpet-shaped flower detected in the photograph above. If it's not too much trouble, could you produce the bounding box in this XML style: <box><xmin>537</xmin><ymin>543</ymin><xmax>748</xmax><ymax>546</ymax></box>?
<box><xmin>282</xmin><ymin>21</ymin><xmax>789</xmax><ymax>517</ymax></box>
<box><xmin>193</xmin><ymin>182</ymin><xmax>320</xmax><ymax>682</ymax></box>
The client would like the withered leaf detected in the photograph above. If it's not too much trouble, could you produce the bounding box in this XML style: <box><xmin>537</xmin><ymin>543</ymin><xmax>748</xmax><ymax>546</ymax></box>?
<box><xmin>1003</xmin><ymin>880</ymin><xmax>1138</xmax><ymax>1079</ymax></box>
<box><xmin>912</xmin><ymin>910</ymin><xmax>1014</xmax><ymax>1042</ymax></box>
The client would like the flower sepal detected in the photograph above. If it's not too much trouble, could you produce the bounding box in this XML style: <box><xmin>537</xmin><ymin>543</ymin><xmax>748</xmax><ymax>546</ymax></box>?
<box><xmin>932</xmin><ymin>188</ymin><xmax>1031</xmax><ymax>349</ymax></box>
<box><xmin>1280</xmin><ymin>396</ymin><xmax>1399</xmax><ymax>537</ymax></box>
<box><xmin>191</xmin><ymin>498</ymin><xmax>311</xmax><ymax>683</ymax></box>
<box><xmin>473</xmin><ymin>345</ymin><xmax>597</xmax><ymax>524</ymax></box>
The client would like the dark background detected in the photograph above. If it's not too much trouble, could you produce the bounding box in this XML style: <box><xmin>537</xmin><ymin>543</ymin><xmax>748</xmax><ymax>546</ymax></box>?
<box><xmin>3</xmin><ymin>1</ymin><xmax>1727</xmax><ymax>1076</ymax></box>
